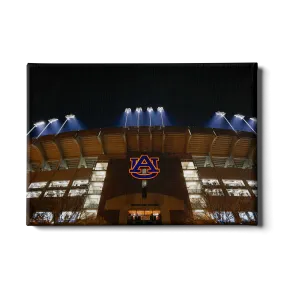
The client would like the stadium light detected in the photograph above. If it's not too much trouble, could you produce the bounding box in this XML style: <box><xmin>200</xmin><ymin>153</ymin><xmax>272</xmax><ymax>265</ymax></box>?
<box><xmin>250</xmin><ymin>117</ymin><xmax>257</xmax><ymax>122</ymax></box>
<box><xmin>57</xmin><ymin>114</ymin><xmax>75</xmax><ymax>135</ymax></box>
<box><xmin>215</xmin><ymin>111</ymin><xmax>236</xmax><ymax>132</ymax></box>
<box><xmin>235</xmin><ymin>113</ymin><xmax>257</xmax><ymax>134</ymax></box>
<box><xmin>147</xmin><ymin>107</ymin><xmax>153</xmax><ymax>127</ymax></box>
<box><xmin>37</xmin><ymin>118</ymin><xmax>59</xmax><ymax>138</ymax></box>
<box><xmin>157</xmin><ymin>107</ymin><xmax>164</xmax><ymax>127</ymax></box>
<box><xmin>234</xmin><ymin>113</ymin><xmax>244</xmax><ymax>120</ymax></box>
<box><xmin>65</xmin><ymin>114</ymin><xmax>75</xmax><ymax>120</ymax></box>
<box><xmin>124</xmin><ymin>108</ymin><xmax>131</xmax><ymax>128</ymax></box>
<box><xmin>136</xmin><ymin>107</ymin><xmax>142</xmax><ymax>128</ymax></box>
<box><xmin>216</xmin><ymin>111</ymin><xmax>226</xmax><ymax>117</ymax></box>
<box><xmin>27</xmin><ymin>121</ymin><xmax>45</xmax><ymax>136</ymax></box>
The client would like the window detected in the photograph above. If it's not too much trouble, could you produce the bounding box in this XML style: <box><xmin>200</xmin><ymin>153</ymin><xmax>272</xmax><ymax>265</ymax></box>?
<box><xmin>68</xmin><ymin>189</ymin><xmax>87</xmax><ymax>197</ymax></box>
<box><xmin>204</xmin><ymin>188</ymin><xmax>224</xmax><ymax>196</ymax></box>
<box><xmin>91</xmin><ymin>171</ymin><xmax>106</xmax><ymax>182</ymax></box>
<box><xmin>58</xmin><ymin>211</ymin><xmax>80</xmax><ymax>223</ymax></box>
<box><xmin>239</xmin><ymin>212</ymin><xmax>256</xmax><ymax>222</ymax></box>
<box><xmin>186</xmin><ymin>181</ymin><xmax>202</xmax><ymax>193</ymax></box>
<box><xmin>29</xmin><ymin>182</ymin><xmax>47</xmax><ymax>189</ymax></box>
<box><xmin>192</xmin><ymin>210</ymin><xmax>213</xmax><ymax>220</ymax></box>
<box><xmin>183</xmin><ymin>170</ymin><xmax>199</xmax><ymax>180</ymax></box>
<box><xmin>84</xmin><ymin>195</ymin><xmax>101</xmax><ymax>208</ymax></box>
<box><xmin>213</xmin><ymin>211</ymin><xmax>235</xmax><ymax>223</ymax></box>
<box><xmin>48</xmin><ymin>180</ymin><xmax>69</xmax><ymax>188</ymax></box>
<box><xmin>252</xmin><ymin>189</ymin><xmax>258</xmax><ymax>197</ymax></box>
<box><xmin>201</xmin><ymin>179</ymin><xmax>220</xmax><ymax>186</ymax></box>
<box><xmin>227</xmin><ymin>189</ymin><xmax>251</xmax><ymax>197</ymax></box>
<box><xmin>88</xmin><ymin>182</ymin><xmax>103</xmax><ymax>194</ymax></box>
<box><xmin>94</xmin><ymin>162</ymin><xmax>108</xmax><ymax>170</ymax></box>
<box><xmin>222</xmin><ymin>179</ymin><xmax>245</xmax><ymax>187</ymax></box>
<box><xmin>189</xmin><ymin>195</ymin><xmax>207</xmax><ymax>208</ymax></box>
<box><xmin>72</xmin><ymin>179</ymin><xmax>89</xmax><ymax>187</ymax></box>
<box><xmin>80</xmin><ymin>210</ymin><xmax>98</xmax><ymax>220</ymax></box>
<box><xmin>247</xmin><ymin>180</ymin><xmax>257</xmax><ymax>187</ymax></box>
<box><xmin>31</xmin><ymin>212</ymin><xmax>53</xmax><ymax>224</ymax></box>
<box><xmin>44</xmin><ymin>190</ymin><xmax>65</xmax><ymax>198</ymax></box>
<box><xmin>181</xmin><ymin>161</ymin><xmax>196</xmax><ymax>170</ymax></box>
<box><xmin>26</xmin><ymin>191</ymin><xmax>42</xmax><ymax>198</ymax></box>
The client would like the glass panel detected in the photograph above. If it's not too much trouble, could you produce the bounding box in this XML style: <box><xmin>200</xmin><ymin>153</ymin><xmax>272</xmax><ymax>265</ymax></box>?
<box><xmin>49</xmin><ymin>180</ymin><xmax>69</xmax><ymax>188</ymax></box>
<box><xmin>222</xmin><ymin>179</ymin><xmax>245</xmax><ymax>187</ymax></box>
<box><xmin>94</xmin><ymin>162</ymin><xmax>108</xmax><ymax>170</ymax></box>
<box><xmin>201</xmin><ymin>179</ymin><xmax>220</xmax><ymax>186</ymax></box>
<box><xmin>80</xmin><ymin>210</ymin><xmax>98</xmax><ymax>220</ymax></box>
<box><xmin>226</xmin><ymin>189</ymin><xmax>251</xmax><ymax>197</ymax></box>
<box><xmin>189</xmin><ymin>195</ymin><xmax>207</xmax><ymax>208</ymax></box>
<box><xmin>26</xmin><ymin>191</ymin><xmax>42</xmax><ymax>198</ymax></box>
<box><xmin>58</xmin><ymin>212</ymin><xmax>80</xmax><ymax>223</ymax></box>
<box><xmin>183</xmin><ymin>170</ymin><xmax>199</xmax><ymax>180</ymax></box>
<box><xmin>84</xmin><ymin>195</ymin><xmax>101</xmax><ymax>208</ymax></box>
<box><xmin>247</xmin><ymin>180</ymin><xmax>257</xmax><ymax>187</ymax></box>
<box><xmin>29</xmin><ymin>182</ymin><xmax>47</xmax><ymax>189</ymax></box>
<box><xmin>72</xmin><ymin>179</ymin><xmax>89</xmax><ymax>187</ymax></box>
<box><xmin>68</xmin><ymin>189</ymin><xmax>87</xmax><ymax>196</ymax></box>
<box><xmin>44</xmin><ymin>190</ymin><xmax>66</xmax><ymax>197</ymax></box>
<box><xmin>204</xmin><ymin>188</ymin><xmax>224</xmax><ymax>196</ymax></box>
<box><xmin>193</xmin><ymin>210</ymin><xmax>213</xmax><ymax>220</ymax></box>
<box><xmin>181</xmin><ymin>161</ymin><xmax>196</xmax><ymax>169</ymax></box>
<box><xmin>213</xmin><ymin>211</ymin><xmax>235</xmax><ymax>223</ymax></box>
<box><xmin>31</xmin><ymin>212</ymin><xmax>53</xmax><ymax>224</ymax></box>
<box><xmin>252</xmin><ymin>189</ymin><xmax>258</xmax><ymax>197</ymax></box>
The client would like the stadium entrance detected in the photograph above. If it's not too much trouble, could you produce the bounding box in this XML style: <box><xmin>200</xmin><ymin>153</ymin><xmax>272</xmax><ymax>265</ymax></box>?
<box><xmin>127</xmin><ymin>210</ymin><xmax>162</xmax><ymax>225</ymax></box>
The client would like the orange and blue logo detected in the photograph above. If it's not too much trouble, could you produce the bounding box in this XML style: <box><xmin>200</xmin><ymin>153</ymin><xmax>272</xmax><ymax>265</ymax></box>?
<box><xmin>129</xmin><ymin>155</ymin><xmax>160</xmax><ymax>180</ymax></box>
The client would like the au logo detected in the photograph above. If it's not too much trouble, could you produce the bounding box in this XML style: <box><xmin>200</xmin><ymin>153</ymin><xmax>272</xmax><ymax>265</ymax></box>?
<box><xmin>129</xmin><ymin>155</ymin><xmax>160</xmax><ymax>180</ymax></box>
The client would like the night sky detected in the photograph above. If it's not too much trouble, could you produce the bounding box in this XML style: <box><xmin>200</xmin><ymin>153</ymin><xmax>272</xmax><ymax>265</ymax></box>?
<box><xmin>28</xmin><ymin>63</ymin><xmax>257</xmax><ymax>133</ymax></box>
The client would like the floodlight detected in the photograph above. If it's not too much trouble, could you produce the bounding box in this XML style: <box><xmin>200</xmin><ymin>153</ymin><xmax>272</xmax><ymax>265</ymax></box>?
<box><xmin>157</xmin><ymin>107</ymin><xmax>164</xmax><ymax>113</ymax></box>
<box><xmin>215</xmin><ymin>111</ymin><xmax>226</xmax><ymax>117</ymax></box>
<box><xmin>234</xmin><ymin>114</ymin><xmax>245</xmax><ymax>120</ymax></box>
<box><xmin>250</xmin><ymin>117</ymin><xmax>257</xmax><ymax>122</ymax></box>
<box><xmin>48</xmin><ymin>118</ymin><xmax>58</xmax><ymax>123</ymax></box>
<box><xmin>125</xmin><ymin>108</ymin><xmax>131</xmax><ymax>114</ymax></box>
<box><xmin>147</xmin><ymin>107</ymin><xmax>153</xmax><ymax>112</ymax></box>
<box><xmin>34</xmin><ymin>121</ymin><xmax>45</xmax><ymax>127</ymax></box>
<box><xmin>65</xmin><ymin>114</ymin><xmax>75</xmax><ymax>120</ymax></box>
<box><xmin>136</xmin><ymin>107</ymin><xmax>142</xmax><ymax>113</ymax></box>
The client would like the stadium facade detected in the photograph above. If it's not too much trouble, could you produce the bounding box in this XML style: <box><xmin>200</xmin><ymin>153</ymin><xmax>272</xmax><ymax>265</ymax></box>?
<box><xmin>27</xmin><ymin>126</ymin><xmax>257</xmax><ymax>225</ymax></box>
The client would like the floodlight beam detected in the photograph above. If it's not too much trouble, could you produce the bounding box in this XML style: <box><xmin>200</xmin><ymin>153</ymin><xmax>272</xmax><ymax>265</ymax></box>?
<box><xmin>243</xmin><ymin>118</ymin><xmax>257</xmax><ymax>134</ymax></box>
<box><xmin>37</xmin><ymin>122</ymin><xmax>51</xmax><ymax>138</ymax></box>
<box><xmin>56</xmin><ymin>119</ymin><xmax>68</xmax><ymax>135</ymax></box>
<box><xmin>223</xmin><ymin>115</ymin><xmax>236</xmax><ymax>132</ymax></box>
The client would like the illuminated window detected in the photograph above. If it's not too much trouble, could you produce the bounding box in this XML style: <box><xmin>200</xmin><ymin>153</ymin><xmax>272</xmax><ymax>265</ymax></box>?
<box><xmin>201</xmin><ymin>179</ymin><xmax>220</xmax><ymax>186</ymax></box>
<box><xmin>181</xmin><ymin>161</ymin><xmax>196</xmax><ymax>170</ymax></box>
<box><xmin>213</xmin><ymin>211</ymin><xmax>235</xmax><ymax>223</ymax></box>
<box><xmin>80</xmin><ymin>210</ymin><xmax>98</xmax><ymax>220</ymax></box>
<box><xmin>183</xmin><ymin>170</ymin><xmax>199</xmax><ymax>180</ymax></box>
<box><xmin>252</xmin><ymin>189</ymin><xmax>258</xmax><ymax>197</ymax></box>
<box><xmin>94</xmin><ymin>162</ymin><xmax>108</xmax><ymax>170</ymax></box>
<box><xmin>88</xmin><ymin>182</ymin><xmax>103</xmax><ymax>194</ymax></box>
<box><xmin>222</xmin><ymin>179</ymin><xmax>245</xmax><ymax>187</ymax></box>
<box><xmin>58</xmin><ymin>212</ymin><xmax>80</xmax><ymax>223</ymax></box>
<box><xmin>26</xmin><ymin>191</ymin><xmax>42</xmax><ymax>198</ymax></box>
<box><xmin>227</xmin><ymin>189</ymin><xmax>251</xmax><ymax>197</ymax></box>
<box><xmin>72</xmin><ymin>179</ymin><xmax>89</xmax><ymax>187</ymax></box>
<box><xmin>84</xmin><ymin>195</ymin><xmax>101</xmax><ymax>208</ymax></box>
<box><xmin>29</xmin><ymin>182</ymin><xmax>47</xmax><ymax>189</ymax></box>
<box><xmin>44</xmin><ymin>190</ymin><xmax>66</xmax><ymax>198</ymax></box>
<box><xmin>239</xmin><ymin>211</ymin><xmax>256</xmax><ymax>223</ymax></box>
<box><xmin>189</xmin><ymin>195</ymin><xmax>207</xmax><ymax>208</ymax></box>
<box><xmin>68</xmin><ymin>189</ymin><xmax>87</xmax><ymax>196</ymax></box>
<box><xmin>186</xmin><ymin>181</ymin><xmax>202</xmax><ymax>193</ymax></box>
<box><xmin>204</xmin><ymin>188</ymin><xmax>224</xmax><ymax>196</ymax></box>
<box><xmin>49</xmin><ymin>180</ymin><xmax>69</xmax><ymax>188</ymax></box>
<box><xmin>247</xmin><ymin>180</ymin><xmax>257</xmax><ymax>187</ymax></box>
<box><xmin>193</xmin><ymin>210</ymin><xmax>213</xmax><ymax>220</ymax></box>
<box><xmin>91</xmin><ymin>171</ymin><xmax>106</xmax><ymax>182</ymax></box>
<box><xmin>31</xmin><ymin>212</ymin><xmax>53</xmax><ymax>224</ymax></box>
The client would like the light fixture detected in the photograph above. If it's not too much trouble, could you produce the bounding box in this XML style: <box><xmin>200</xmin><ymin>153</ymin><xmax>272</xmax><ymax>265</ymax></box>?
<box><xmin>136</xmin><ymin>107</ymin><xmax>142</xmax><ymax>113</ymax></box>
<box><xmin>34</xmin><ymin>121</ymin><xmax>45</xmax><ymax>127</ymax></box>
<box><xmin>125</xmin><ymin>108</ymin><xmax>131</xmax><ymax>114</ymax></box>
<box><xmin>147</xmin><ymin>107</ymin><xmax>153</xmax><ymax>112</ymax></box>
<box><xmin>48</xmin><ymin>118</ymin><xmax>58</xmax><ymax>123</ymax></box>
<box><xmin>215</xmin><ymin>111</ymin><xmax>226</xmax><ymax>117</ymax></box>
<box><xmin>250</xmin><ymin>117</ymin><xmax>257</xmax><ymax>122</ymax></box>
<box><xmin>65</xmin><ymin>114</ymin><xmax>75</xmax><ymax>120</ymax></box>
<box><xmin>157</xmin><ymin>107</ymin><xmax>164</xmax><ymax>113</ymax></box>
<box><xmin>234</xmin><ymin>114</ymin><xmax>245</xmax><ymax>120</ymax></box>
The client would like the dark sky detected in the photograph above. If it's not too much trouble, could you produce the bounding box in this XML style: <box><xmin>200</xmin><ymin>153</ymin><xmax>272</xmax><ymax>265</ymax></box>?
<box><xmin>28</xmin><ymin>63</ymin><xmax>257</xmax><ymax>130</ymax></box>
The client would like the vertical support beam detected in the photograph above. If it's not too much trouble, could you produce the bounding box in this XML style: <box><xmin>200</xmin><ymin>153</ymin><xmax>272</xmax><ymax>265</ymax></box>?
<box><xmin>97</xmin><ymin>130</ymin><xmax>105</xmax><ymax>155</ymax></box>
<box><xmin>75</xmin><ymin>135</ymin><xmax>87</xmax><ymax>168</ymax></box>
<box><xmin>149</xmin><ymin>128</ymin><xmax>153</xmax><ymax>153</ymax></box>
<box><xmin>32</xmin><ymin>141</ymin><xmax>51</xmax><ymax>171</ymax></box>
<box><xmin>137</xmin><ymin>131</ymin><xmax>140</xmax><ymax>152</ymax></box>
<box><xmin>122</xmin><ymin>131</ymin><xmax>127</xmax><ymax>154</ymax></box>
<box><xmin>185</xmin><ymin>128</ymin><xmax>191</xmax><ymax>154</ymax></box>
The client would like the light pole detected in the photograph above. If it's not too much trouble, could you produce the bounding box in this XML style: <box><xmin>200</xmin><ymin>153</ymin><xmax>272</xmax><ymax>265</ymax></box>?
<box><xmin>216</xmin><ymin>111</ymin><xmax>236</xmax><ymax>132</ymax></box>
<box><xmin>56</xmin><ymin>114</ymin><xmax>75</xmax><ymax>135</ymax></box>
<box><xmin>157</xmin><ymin>107</ymin><xmax>164</xmax><ymax>127</ymax></box>
<box><xmin>37</xmin><ymin>118</ymin><xmax>58</xmax><ymax>138</ymax></box>
<box><xmin>27</xmin><ymin>121</ymin><xmax>45</xmax><ymax>136</ymax></box>
<box><xmin>234</xmin><ymin>114</ymin><xmax>257</xmax><ymax>134</ymax></box>
<box><xmin>124</xmin><ymin>108</ymin><xmax>131</xmax><ymax>128</ymax></box>
<box><xmin>147</xmin><ymin>107</ymin><xmax>153</xmax><ymax>127</ymax></box>
<box><xmin>136</xmin><ymin>107</ymin><xmax>142</xmax><ymax>128</ymax></box>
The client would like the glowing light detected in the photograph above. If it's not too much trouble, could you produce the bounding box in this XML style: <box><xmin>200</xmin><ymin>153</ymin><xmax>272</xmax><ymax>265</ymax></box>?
<box><xmin>37</xmin><ymin>118</ymin><xmax>59</xmax><ymax>138</ymax></box>
<box><xmin>27</xmin><ymin>121</ymin><xmax>46</xmax><ymax>136</ymax></box>
<box><xmin>65</xmin><ymin>114</ymin><xmax>75</xmax><ymax>120</ymax></box>
<box><xmin>125</xmin><ymin>108</ymin><xmax>131</xmax><ymax>114</ymax></box>
<box><xmin>136</xmin><ymin>107</ymin><xmax>142</xmax><ymax>127</ymax></box>
<box><xmin>48</xmin><ymin>118</ymin><xmax>58</xmax><ymax>123</ymax></box>
<box><xmin>136</xmin><ymin>107</ymin><xmax>142</xmax><ymax>113</ymax></box>
<box><xmin>147</xmin><ymin>107</ymin><xmax>153</xmax><ymax>127</ymax></box>
<box><xmin>157</xmin><ymin>107</ymin><xmax>164</xmax><ymax>127</ymax></box>
<box><xmin>234</xmin><ymin>114</ymin><xmax>245</xmax><ymax>120</ymax></box>
<box><xmin>157</xmin><ymin>107</ymin><xmax>164</xmax><ymax>113</ymax></box>
<box><xmin>147</xmin><ymin>107</ymin><xmax>153</xmax><ymax>112</ymax></box>
<box><xmin>215</xmin><ymin>111</ymin><xmax>226</xmax><ymax>117</ymax></box>
<box><xmin>250</xmin><ymin>117</ymin><xmax>257</xmax><ymax>122</ymax></box>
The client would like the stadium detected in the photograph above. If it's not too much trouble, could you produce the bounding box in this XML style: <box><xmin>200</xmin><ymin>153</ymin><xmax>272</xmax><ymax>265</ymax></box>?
<box><xmin>27</xmin><ymin>112</ymin><xmax>257</xmax><ymax>225</ymax></box>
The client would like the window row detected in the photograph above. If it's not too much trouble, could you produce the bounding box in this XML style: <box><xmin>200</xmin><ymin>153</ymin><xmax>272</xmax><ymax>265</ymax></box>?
<box><xmin>30</xmin><ymin>210</ymin><xmax>98</xmax><ymax>224</ymax></box>
<box><xmin>26</xmin><ymin>188</ymin><xmax>100</xmax><ymax>198</ymax></box>
<box><xmin>193</xmin><ymin>210</ymin><xmax>257</xmax><ymax>223</ymax></box>
<box><xmin>29</xmin><ymin>179</ymin><xmax>89</xmax><ymax>189</ymax></box>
